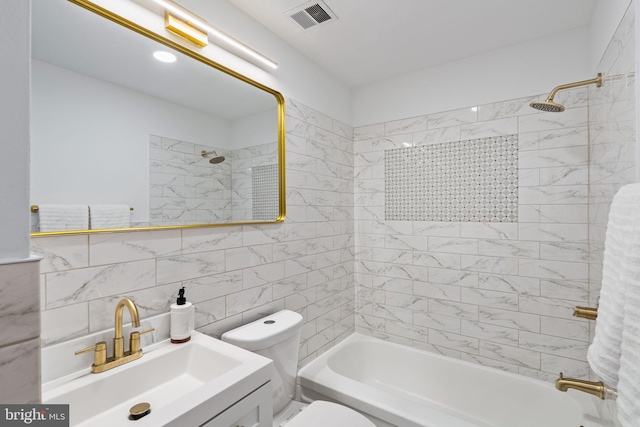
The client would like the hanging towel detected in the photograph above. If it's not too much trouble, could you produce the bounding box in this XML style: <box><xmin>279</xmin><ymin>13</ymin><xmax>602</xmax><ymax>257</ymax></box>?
<box><xmin>587</xmin><ymin>184</ymin><xmax>634</xmax><ymax>387</ymax></box>
<box><xmin>616</xmin><ymin>187</ymin><xmax>640</xmax><ymax>425</ymax></box>
<box><xmin>38</xmin><ymin>204</ymin><xmax>89</xmax><ymax>232</ymax></box>
<box><xmin>89</xmin><ymin>204</ymin><xmax>131</xmax><ymax>229</ymax></box>
<box><xmin>587</xmin><ymin>183</ymin><xmax>640</xmax><ymax>427</ymax></box>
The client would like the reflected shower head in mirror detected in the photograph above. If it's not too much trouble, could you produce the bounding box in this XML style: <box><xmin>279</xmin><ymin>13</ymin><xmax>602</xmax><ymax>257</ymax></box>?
<box><xmin>201</xmin><ymin>150</ymin><xmax>225</xmax><ymax>164</ymax></box>
<box><xmin>530</xmin><ymin>73</ymin><xmax>603</xmax><ymax>113</ymax></box>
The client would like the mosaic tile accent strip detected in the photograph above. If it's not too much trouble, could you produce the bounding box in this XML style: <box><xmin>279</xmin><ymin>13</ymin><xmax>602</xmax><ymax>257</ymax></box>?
<box><xmin>385</xmin><ymin>135</ymin><xmax>518</xmax><ymax>222</ymax></box>
<box><xmin>252</xmin><ymin>164</ymin><xmax>279</xmax><ymax>220</ymax></box>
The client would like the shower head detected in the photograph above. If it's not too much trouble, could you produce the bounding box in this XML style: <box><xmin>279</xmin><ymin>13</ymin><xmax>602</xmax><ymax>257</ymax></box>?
<box><xmin>201</xmin><ymin>150</ymin><xmax>225</xmax><ymax>164</ymax></box>
<box><xmin>530</xmin><ymin>72</ymin><xmax>603</xmax><ymax>113</ymax></box>
<box><xmin>529</xmin><ymin>100</ymin><xmax>565</xmax><ymax>113</ymax></box>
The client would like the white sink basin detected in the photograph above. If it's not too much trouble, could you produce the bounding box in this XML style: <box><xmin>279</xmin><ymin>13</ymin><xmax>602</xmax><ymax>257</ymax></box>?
<box><xmin>42</xmin><ymin>332</ymin><xmax>272</xmax><ymax>427</ymax></box>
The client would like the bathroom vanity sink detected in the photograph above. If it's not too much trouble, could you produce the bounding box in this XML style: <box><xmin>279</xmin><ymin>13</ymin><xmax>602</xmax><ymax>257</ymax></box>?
<box><xmin>42</xmin><ymin>331</ymin><xmax>273</xmax><ymax>427</ymax></box>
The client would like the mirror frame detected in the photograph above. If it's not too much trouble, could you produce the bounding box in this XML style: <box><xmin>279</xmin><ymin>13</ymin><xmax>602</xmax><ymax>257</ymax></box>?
<box><xmin>31</xmin><ymin>0</ymin><xmax>286</xmax><ymax>237</ymax></box>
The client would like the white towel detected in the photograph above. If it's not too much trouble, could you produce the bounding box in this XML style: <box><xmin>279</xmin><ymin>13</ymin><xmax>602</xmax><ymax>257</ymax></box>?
<box><xmin>587</xmin><ymin>183</ymin><xmax>640</xmax><ymax>426</ymax></box>
<box><xmin>587</xmin><ymin>185</ymin><xmax>633</xmax><ymax>387</ymax></box>
<box><xmin>89</xmin><ymin>205</ymin><xmax>131</xmax><ymax>229</ymax></box>
<box><xmin>617</xmin><ymin>188</ymin><xmax>640</xmax><ymax>425</ymax></box>
<box><xmin>37</xmin><ymin>204</ymin><xmax>89</xmax><ymax>232</ymax></box>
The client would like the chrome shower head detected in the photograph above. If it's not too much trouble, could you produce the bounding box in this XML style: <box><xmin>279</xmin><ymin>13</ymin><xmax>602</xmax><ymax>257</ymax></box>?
<box><xmin>201</xmin><ymin>150</ymin><xmax>225</xmax><ymax>164</ymax></box>
<box><xmin>530</xmin><ymin>73</ymin><xmax>603</xmax><ymax>113</ymax></box>
<box><xmin>529</xmin><ymin>100</ymin><xmax>565</xmax><ymax>113</ymax></box>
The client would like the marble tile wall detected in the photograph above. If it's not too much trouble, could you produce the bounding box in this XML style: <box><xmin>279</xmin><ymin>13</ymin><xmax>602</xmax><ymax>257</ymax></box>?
<box><xmin>585</xmin><ymin>5</ymin><xmax>636</xmax><ymax>425</ymax></box>
<box><xmin>0</xmin><ymin>259</ymin><xmax>41</xmax><ymax>403</ymax></box>
<box><xmin>150</xmin><ymin>136</ymin><xmax>232</xmax><ymax>226</ymax></box>
<box><xmin>353</xmin><ymin>87</ymin><xmax>593</xmax><ymax>381</ymax></box>
<box><xmin>588</xmin><ymin>2</ymin><xmax>636</xmax><ymax>311</ymax></box>
<box><xmin>33</xmin><ymin>98</ymin><xmax>355</xmax><ymax>366</ymax></box>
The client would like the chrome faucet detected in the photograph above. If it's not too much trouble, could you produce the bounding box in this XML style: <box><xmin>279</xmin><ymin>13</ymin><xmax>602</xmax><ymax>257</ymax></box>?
<box><xmin>75</xmin><ymin>298</ymin><xmax>154</xmax><ymax>373</ymax></box>
<box><xmin>555</xmin><ymin>372</ymin><xmax>605</xmax><ymax>399</ymax></box>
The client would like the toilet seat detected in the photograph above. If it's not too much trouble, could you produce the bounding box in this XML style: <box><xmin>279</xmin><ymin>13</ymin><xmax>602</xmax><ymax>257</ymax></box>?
<box><xmin>285</xmin><ymin>401</ymin><xmax>375</xmax><ymax>427</ymax></box>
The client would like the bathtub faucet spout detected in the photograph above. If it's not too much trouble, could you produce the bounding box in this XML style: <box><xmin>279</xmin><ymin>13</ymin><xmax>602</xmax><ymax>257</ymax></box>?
<box><xmin>555</xmin><ymin>372</ymin><xmax>605</xmax><ymax>399</ymax></box>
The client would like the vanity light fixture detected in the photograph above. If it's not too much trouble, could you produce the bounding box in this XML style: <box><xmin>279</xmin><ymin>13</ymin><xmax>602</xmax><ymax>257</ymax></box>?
<box><xmin>147</xmin><ymin>0</ymin><xmax>279</xmax><ymax>69</ymax></box>
<box><xmin>165</xmin><ymin>12</ymin><xmax>208</xmax><ymax>47</ymax></box>
<box><xmin>153</xmin><ymin>50</ymin><xmax>177</xmax><ymax>63</ymax></box>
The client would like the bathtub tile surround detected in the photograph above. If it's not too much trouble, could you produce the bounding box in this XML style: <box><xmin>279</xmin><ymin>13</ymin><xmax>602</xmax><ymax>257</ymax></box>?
<box><xmin>588</xmin><ymin>2</ymin><xmax>636</xmax><ymax>311</ymax></box>
<box><xmin>585</xmin><ymin>5</ymin><xmax>636</xmax><ymax>425</ymax></box>
<box><xmin>384</xmin><ymin>135</ymin><xmax>518</xmax><ymax>222</ymax></box>
<box><xmin>33</xmin><ymin>98</ymin><xmax>355</xmax><ymax>366</ymax></box>
<box><xmin>0</xmin><ymin>259</ymin><xmax>41</xmax><ymax>403</ymax></box>
<box><xmin>354</xmin><ymin>89</ymin><xmax>593</xmax><ymax>381</ymax></box>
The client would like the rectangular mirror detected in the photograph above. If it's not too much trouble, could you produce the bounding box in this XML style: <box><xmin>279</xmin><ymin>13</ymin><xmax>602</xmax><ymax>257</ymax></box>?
<box><xmin>30</xmin><ymin>0</ymin><xmax>285</xmax><ymax>236</ymax></box>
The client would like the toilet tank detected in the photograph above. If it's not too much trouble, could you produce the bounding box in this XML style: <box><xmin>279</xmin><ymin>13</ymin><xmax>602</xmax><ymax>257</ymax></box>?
<box><xmin>221</xmin><ymin>310</ymin><xmax>303</xmax><ymax>414</ymax></box>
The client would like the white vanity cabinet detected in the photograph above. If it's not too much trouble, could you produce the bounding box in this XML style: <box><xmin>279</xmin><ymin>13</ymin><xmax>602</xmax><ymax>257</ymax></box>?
<box><xmin>201</xmin><ymin>382</ymin><xmax>272</xmax><ymax>427</ymax></box>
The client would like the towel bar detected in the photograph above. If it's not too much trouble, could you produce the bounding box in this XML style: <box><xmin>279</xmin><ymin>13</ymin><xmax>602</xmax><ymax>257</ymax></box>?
<box><xmin>574</xmin><ymin>306</ymin><xmax>597</xmax><ymax>320</ymax></box>
<box><xmin>30</xmin><ymin>205</ymin><xmax>134</xmax><ymax>213</ymax></box>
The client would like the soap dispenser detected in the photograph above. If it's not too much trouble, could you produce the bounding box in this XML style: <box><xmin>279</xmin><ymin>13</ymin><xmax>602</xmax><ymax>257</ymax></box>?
<box><xmin>170</xmin><ymin>287</ymin><xmax>194</xmax><ymax>343</ymax></box>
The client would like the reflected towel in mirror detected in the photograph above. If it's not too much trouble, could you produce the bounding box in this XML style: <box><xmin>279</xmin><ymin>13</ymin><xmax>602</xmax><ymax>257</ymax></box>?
<box><xmin>38</xmin><ymin>204</ymin><xmax>89</xmax><ymax>232</ymax></box>
<box><xmin>89</xmin><ymin>204</ymin><xmax>131</xmax><ymax>230</ymax></box>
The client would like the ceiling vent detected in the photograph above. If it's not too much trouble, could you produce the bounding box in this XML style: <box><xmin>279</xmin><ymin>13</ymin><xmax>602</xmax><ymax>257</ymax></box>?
<box><xmin>285</xmin><ymin>1</ymin><xmax>338</xmax><ymax>31</ymax></box>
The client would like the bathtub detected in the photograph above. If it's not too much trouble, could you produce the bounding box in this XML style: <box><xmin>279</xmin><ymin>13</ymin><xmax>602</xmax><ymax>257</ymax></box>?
<box><xmin>298</xmin><ymin>333</ymin><xmax>604</xmax><ymax>427</ymax></box>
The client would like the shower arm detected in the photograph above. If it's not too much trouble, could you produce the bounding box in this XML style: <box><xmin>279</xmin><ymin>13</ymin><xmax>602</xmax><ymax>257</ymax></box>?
<box><xmin>546</xmin><ymin>73</ymin><xmax>603</xmax><ymax>101</ymax></box>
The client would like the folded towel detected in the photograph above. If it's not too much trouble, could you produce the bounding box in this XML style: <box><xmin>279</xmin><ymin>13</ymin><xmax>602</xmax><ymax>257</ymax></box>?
<box><xmin>89</xmin><ymin>204</ymin><xmax>131</xmax><ymax>229</ymax></box>
<box><xmin>587</xmin><ymin>183</ymin><xmax>640</xmax><ymax>426</ymax></box>
<box><xmin>38</xmin><ymin>204</ymin><xmax>89</xmax><ymax>232</ymax></box>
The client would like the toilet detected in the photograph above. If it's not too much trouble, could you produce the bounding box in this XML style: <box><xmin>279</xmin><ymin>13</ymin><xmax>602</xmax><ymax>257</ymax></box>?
<box><xmin>221</xmin><ymin>310</ymin><xmax>375</xmax><ymax>427</ymax></box>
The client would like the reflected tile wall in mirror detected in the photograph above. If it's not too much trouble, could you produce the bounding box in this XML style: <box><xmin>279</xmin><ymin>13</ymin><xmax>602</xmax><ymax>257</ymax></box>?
<box><xmin>149</xmin><ymin>135</ymin><xmax>232</xmax><ymax>226</ymax></box>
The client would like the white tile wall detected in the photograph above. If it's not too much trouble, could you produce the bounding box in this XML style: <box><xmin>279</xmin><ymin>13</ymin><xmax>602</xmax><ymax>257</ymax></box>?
<box><xmin>354</xmin><ymin>88</ymin><xmax>592</xmax><ymax>381</ymax></box>
<box><xmin>0</xmin><ymin>259</ymin><xmax>41</xmax><ymax>403</ymax></box>
<box><xmin>585</xmin><ymin>0</ymin><xmax>634</xmax><ymax>418</ymax></box>
<box><xmin>589</xmin><ymin>1</ymin><xmax>637</xmax><ymax>319</ymax></box>
<box><xmin>33</xmin><ymin>99</ymin><xmax>356</xmax><ymax>366</ymax></box>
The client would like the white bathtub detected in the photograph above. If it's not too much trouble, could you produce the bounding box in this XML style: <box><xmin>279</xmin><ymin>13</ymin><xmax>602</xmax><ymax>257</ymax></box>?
<box><xmin>298</xmin><ymin>333</ymin><xmax>605</xmax><ymax>427</ymax></box>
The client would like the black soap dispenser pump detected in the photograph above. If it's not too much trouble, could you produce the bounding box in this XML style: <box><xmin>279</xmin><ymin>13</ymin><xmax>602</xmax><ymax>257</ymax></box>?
<box><xmin>170</xmin><ymin>287</ymin><xmax>194</xmax><ymax>343</ymax></box>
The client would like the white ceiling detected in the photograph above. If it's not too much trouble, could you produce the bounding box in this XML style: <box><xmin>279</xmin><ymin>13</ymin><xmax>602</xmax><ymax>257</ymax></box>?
<box><xmin>227</xmin><ymin>0</ymin><xmax>599</xmax><ymax>86</ymax></box>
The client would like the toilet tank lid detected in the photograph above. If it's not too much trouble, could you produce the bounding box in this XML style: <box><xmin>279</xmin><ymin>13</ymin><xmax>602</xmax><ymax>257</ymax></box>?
<box><xmin>221</xmin><ymin>310</ymin><xmax>303</xmax><ymax>351</ymax></box>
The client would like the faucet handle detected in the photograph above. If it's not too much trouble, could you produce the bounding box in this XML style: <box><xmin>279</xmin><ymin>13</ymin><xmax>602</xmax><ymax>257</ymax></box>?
<box><xmin>75</xmin><ymin>341</ymin><xmax>107</xmax><ymax>366</ymax></box>
<box><xmin>130</xmin><ymin>328</ymin><xmax>155</xmax><ymax>353</ymax></box>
